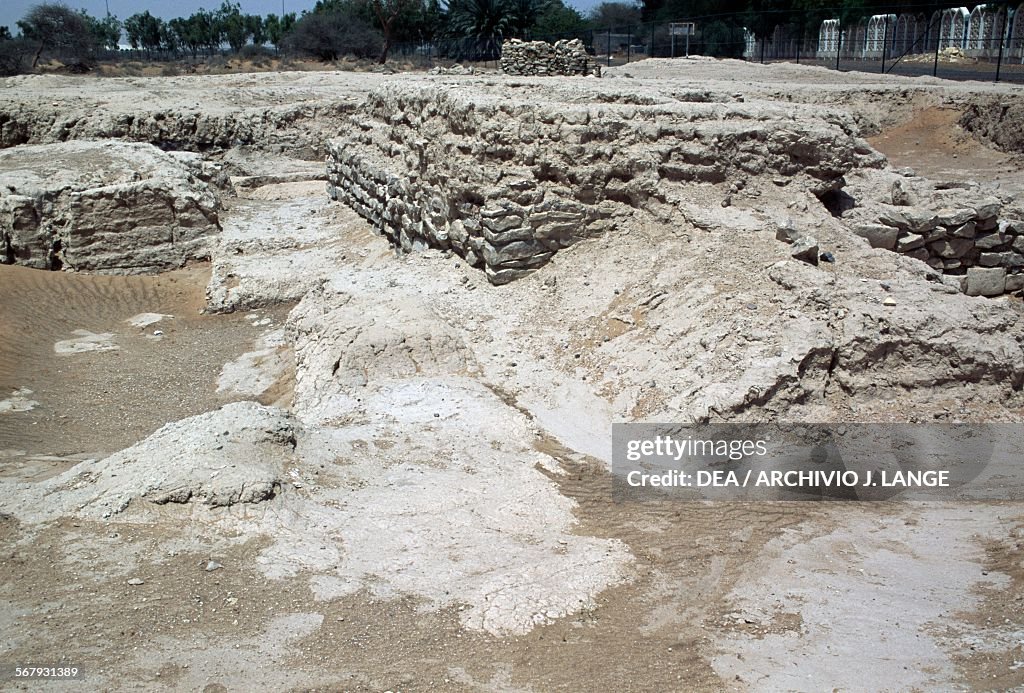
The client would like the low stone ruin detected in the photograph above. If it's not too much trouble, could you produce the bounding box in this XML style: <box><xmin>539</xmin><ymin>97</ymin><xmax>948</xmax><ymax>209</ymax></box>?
<box><xmin>0</xmin><ymin>140</ymin><xmax>220</xmax><ymax>273</ymax></box>
<box><xmin>326</xmin><ymin>82</ymin><xmax>879</xmax><ymax>284</ymax></box>
<box><xmin>501</xmin><ymin>39</ymin><xmax>600</xmax><ymax>77</ymax></box>
<box><xmin>841</xmin><ymin>170</ymin><xmax>1023</xmax><ymax>296</ymax></box>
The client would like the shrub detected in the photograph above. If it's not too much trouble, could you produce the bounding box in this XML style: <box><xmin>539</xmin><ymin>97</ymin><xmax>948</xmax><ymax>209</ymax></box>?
<box><xmin>283</xmin><ymin>10</ymin><xmax>381</xmax><ymax>61</ymax></box>
<box><xmin>238</xmin><ymin>43</ymin><xmax>273</xmax><ymax>59</ymax></box>
<box><xmin>0</xmin><ymin>38</ymin><xmax>35</xmax><ymax>76</ymax></box>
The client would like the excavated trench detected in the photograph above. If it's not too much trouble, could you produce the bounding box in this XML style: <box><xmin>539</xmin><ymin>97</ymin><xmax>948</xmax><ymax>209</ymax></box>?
<box><xmin>1</xmin><ymin>66</ymin><xmax>1024</xmax><ymax>691</ymax></box>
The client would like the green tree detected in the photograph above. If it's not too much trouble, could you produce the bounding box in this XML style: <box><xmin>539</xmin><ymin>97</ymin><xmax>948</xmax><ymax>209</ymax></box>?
<box><xmin>641</xmin><ymin>0</ymin><xmax>745</xmax><ymax>22</ymax></box>
<box><xmin>217</xmin><ymin>1</ymin><xmax>250</xmax><ymax>52</ymax></box>
<box><xmin>168</xmin><ymin>17</ymin><xmax>197</xmax><ymax>56</ymax></box>
<box><xmin>365</xmin><ymin>0</ymin><xmax>420</xmax><ymax>62</ymax></box>
<box><xmin>418</xmin><ymin>0</ymin><xmax>446</xmax><ymax>39</ymax></box>
<box><xmin>192</xmin><ymin>9</ymin><xmax>222</xmax><ymax>53</ymax></box>
<box><xmin>587</xmin><ymin>1</ymin><xmax>641</xmax><ymax>28</ymax></box>
<box><xmin>17</xmin><ymin>3</ymin><xmax>100</xmax><ymax>68</ymax></box>
<box><xmin>266</xmin><ymin>13</ymin><xmax>298</xmax><ymax>51</ymax></box>
<box><xmin>533</xmin><ymin>0</ymin><xmax>587</xmax><ymax>37</ymax></box>
<box><xmin>446</xmin><ymin>0</ymin><xmax>514</xmax><ymax>39</ymax></box>
<box><xmin>160</xmin><ymin>20</ymin><xmax>181</xmax><ymax>52</ymax></box>
<box><xmin>83</xmin><ymin>11</ymin><xmax>122</xmax><ymax>50</ymax></box>
<box><xmin>283</xmin><ymin>6</ymin><xmax>381</xmax><ymax>60</ymax></box>
<box><xmin>0</xmin><ymin>35</ymin><xmax>35</xmax><ymax>75</ymax></box>
<box><xmin>124</xmin><ymin>10</ymin><xmax>164</xmax><ymax>55</ymax></box>
<box><xmin>245</xmin><ymin>14</ymin><xmax>266</xmax><ymax>46</ymax></box>
<box><xmin>505</xmin><ymin>0</ymin><xmax>546</xmax><ymax>36</ymax></box>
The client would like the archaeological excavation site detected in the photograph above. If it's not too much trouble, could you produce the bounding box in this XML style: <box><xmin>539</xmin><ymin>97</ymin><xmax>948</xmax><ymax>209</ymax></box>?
<box><xmin>2</xmin><ymin>50</ymin><xmax>1024</xmax><ymax>691</ymax></box>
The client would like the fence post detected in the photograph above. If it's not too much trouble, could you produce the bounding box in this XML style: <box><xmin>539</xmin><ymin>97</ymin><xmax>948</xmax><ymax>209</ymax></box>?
<box><xmin>627</xmin><ymin>25</ymin><xmax>631</xmax><ymax>63</ymax></box>
<box><xmin>933</xmin><ymin>18</ymin><xmax>940</xmax><ymax>77</ymax></box>
<box><xmin>881</xmin><ymin>15</ymin><xmax>888</xmax><ymax>73</ymax></box>
<box><xmin>995</xmin><ymin>9</ymin><xmax>1007</xmax><ymax>82</ymax></box>
<box><xmin>607</xmin><ymin>26</ymin><xmax>612</xmax><ymax>66</ymax></box>
<box><xmin>836</xmin><ymin>19</ymin><xmax>842</xmax><ymax>70</ymax></box>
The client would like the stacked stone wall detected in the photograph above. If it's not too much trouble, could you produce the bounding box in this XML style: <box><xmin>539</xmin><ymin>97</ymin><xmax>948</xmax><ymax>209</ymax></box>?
<box><xmin>849</xmin><ymin>187</ymin><xmax>1023</xmax><ymax>296</ymax></box>
<box><xmin>326</xmin><ymin>83</ymin><xmax>879</xmax><ymax>284</ymax></box>
<box><xmin>500</xmin><ymin>39</ymin><xmax>600</xmax><ymax>77</ymax></box>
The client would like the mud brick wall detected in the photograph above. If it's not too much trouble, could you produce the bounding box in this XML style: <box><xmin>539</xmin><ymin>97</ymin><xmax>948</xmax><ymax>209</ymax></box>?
<box><xmin>1</xmin><ymin>141</ymin><xmax>219</xmax><ymax>273</ymax></box>
<box><xmin>500</xmin><ymin>39</ymin><xmax>600</xmax><ymax>77</ymax></box>
<box><xmin>326</xmin><ymin>83</ymin><xmax>879</xmax><ymax>284</ymax></box>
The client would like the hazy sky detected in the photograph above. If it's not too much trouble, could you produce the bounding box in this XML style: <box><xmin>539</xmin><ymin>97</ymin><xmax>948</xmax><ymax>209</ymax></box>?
<box><xmin>1</xmin><ymin>0</ymin><xmax>606</xmax><ymax>35</ymax></box>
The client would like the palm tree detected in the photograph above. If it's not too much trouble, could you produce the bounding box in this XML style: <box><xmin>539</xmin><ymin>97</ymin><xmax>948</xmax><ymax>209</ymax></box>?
<box><xmin>446</xmin><ymin>0</ymin><xmax>547</xmax><ymax>58</ymax></box>
<box><xmin>447</xmin><ymin>0</ymin><xmax>514</xmax><ymax>39</ymax></box>
<box><xmin>507</xmin><ymin>0</ymin><xmax>546</xmax><ymax>37</ymax></box>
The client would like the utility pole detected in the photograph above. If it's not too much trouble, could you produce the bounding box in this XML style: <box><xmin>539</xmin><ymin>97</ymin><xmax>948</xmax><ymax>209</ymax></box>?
<box><xmin>995</xmin><ymin>6</ymin><xmax>1007</xmax><ymax>82</ymax></box>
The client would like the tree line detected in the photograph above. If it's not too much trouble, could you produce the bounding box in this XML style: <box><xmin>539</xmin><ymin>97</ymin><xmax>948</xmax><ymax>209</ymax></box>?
<box><xmin>0</xmin><ymin>0</ymin><xmax>645</xmax><ymax>74</ymax></box>
<box><xmin>2</xmin><ymin>0</ymin><xmax>1006</xmax><ymax>75</ymax></box>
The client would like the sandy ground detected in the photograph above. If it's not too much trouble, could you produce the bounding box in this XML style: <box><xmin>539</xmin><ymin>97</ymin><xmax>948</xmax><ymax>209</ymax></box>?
<box><xmin>867</xmin><ymin>106</ymin><xmax>1024</xmax><ymax>196</ymax></box>
<box><xmin>1</xmin><ymin>59</ymin><xmax>1023</xmax><ymax>691</ymax></box>
<box><xmin>0</xmin><ymin>264</ymin><xmax>289</xmax><ymax>468</ymax></box>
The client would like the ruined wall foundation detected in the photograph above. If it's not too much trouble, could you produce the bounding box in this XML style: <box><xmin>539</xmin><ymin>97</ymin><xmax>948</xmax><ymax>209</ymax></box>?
<box><xmin>326</xmin><ymin>82</ymin><xmax>880</xmax><ymax>284</ymax></box>
<box><xmin>843</xmin><ymin>172</ymin><xmax>1023</xmax><ymax>297</ymax></box>
<box><xmin>0</xmin><ymin>140</ymin><xmax>219</xmax><ymax>273</ymax></box>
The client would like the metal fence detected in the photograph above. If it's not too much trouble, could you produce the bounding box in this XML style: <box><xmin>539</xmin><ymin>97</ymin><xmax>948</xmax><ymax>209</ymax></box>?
<box><xmin>390</xmin><ymin>4</ymin><xmax>1024</xmax><ymax>84</ymax></box>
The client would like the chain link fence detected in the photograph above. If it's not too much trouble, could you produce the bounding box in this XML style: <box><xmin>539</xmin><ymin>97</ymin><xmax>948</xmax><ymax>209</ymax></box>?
<box><xmin>391</xmin><ymin>4</ymin><xmax>1024</xmax><ymax>84</ymax></box>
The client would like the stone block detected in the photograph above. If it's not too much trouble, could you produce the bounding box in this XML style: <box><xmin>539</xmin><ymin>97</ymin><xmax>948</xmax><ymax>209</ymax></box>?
<box><xmin>896</xmin><ymin>233</ymin><xmax>925</xmax><ymax>252</ymax></box>
<box><xmin>965</xmin><ymin>267</ymin><xmax>1006</xmax><ymax>297</ymax></box>
<box><xmin>852</xmin><ymin>223</ymin><xmax>898</xmax><ymax>250</ymax></box>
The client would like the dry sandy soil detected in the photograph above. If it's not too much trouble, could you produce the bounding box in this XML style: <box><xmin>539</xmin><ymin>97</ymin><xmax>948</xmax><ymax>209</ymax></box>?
<box><xmin>1</xmin><ymin>58</ymin><xmax>1024</xmax><ymax>692</ymax></box>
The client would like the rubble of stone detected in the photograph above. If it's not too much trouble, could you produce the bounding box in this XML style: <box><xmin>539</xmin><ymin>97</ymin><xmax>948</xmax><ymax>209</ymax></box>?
<box><xmin>427</xmin><ymin>64</ymin><xmax>476</xmax><ymax>76</ymax></box>
<box><xmin>327</xmin><ymin>81</ymin><xmax>880</xmax><ymax>283</ymax></box>
<box><xmin>958</xmin><ymin>96</ymin><xmax>1024</xmax><ymax>155</ymax></box>
<box><xmin>841</xmin><ymin>168</ymin><xmax>1023</xmax><ymax>296</ymax></box>
<box><xmin>501</xmin><ymin>39</ymin><xmax>600</xmax><ymax>77</ymax></box>
<box><xmin>0</xmin><ymin>140</ymin><xmax>220</xmax><ymax>273</ymax></box>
